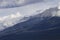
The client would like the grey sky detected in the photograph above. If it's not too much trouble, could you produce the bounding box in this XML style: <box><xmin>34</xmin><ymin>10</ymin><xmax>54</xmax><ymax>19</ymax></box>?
<box><xmin>0</xmin><ymin>0</ymin><xmax>60</xmax><ymax>8</ymax></box>
<box><xmin>0</xmin><ymin>0</ymin><xmax>43</xmax><ymax>8</ymax></box>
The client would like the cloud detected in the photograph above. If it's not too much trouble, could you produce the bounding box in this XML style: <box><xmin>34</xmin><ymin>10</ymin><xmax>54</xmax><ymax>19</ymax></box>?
<box><xmin>0</xmin><ymin>12</ymin><xmax>22</xmax><ymax>20</ymax></box>
<box><xmin>0</xmin><ymin>0</ymin><xmax>44</xmax><ymax>8</ymax></box>
<box><xmin>0</xmin><ymin>0</ymin><xmax>60</xmax><ymax>8</ymax></box>
<box><xmin>0</xmin><ymin>12</ymin><xmax>24</xmax><ymax>27</ymax></box>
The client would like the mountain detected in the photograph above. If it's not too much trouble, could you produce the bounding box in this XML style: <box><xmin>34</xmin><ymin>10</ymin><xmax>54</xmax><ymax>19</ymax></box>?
<box><xmin>0</xmin><ymin>7</ymin><xmax>60</xmax><ymax>40</ymax></box>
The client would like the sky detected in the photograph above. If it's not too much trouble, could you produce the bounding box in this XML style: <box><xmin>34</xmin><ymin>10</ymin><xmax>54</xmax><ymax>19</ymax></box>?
<box><xmin>0</xmin><ymin>0</ymin><xmax>43</xmax><ymax>8</ymax></box>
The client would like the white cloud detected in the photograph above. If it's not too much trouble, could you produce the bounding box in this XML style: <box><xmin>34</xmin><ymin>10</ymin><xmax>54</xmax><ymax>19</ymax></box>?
<box><xmin>56</xmin><ymin>11</ymin><xmax>60</xmax><ymax>17</ymax></box>
<box><xmin>58</xmin><ymin>2</ymin><xmax>60</xmax><ymax>9</ymax></box>
<box><xmin>0</xmin><ymin>12</ymin><xmax>24</xmax><ymax>27</ymax></box>
<box><xmin>3</xmin><ymin>12</ymin><xmax>22</xmax><ymax>19</ymax></box>
<box><xmin>0</xmin><ymin>18</ymin><xmax>2</xmax><ymax>21</ymax></box>
<box><xmin>16</xmin><ymin>0</ymin><xmax>25</xmax><ymax>4</ymax></box>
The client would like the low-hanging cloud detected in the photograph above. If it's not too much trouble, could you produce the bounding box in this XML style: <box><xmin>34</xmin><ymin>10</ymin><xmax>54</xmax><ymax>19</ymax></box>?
<box><xmin>0</xmin><ymin>12</ymin><xmax>24</xmax><ymax>28</ymax></box>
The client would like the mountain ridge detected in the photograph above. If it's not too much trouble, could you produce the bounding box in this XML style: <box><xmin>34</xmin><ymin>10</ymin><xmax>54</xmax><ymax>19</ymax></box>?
<box><xmin>0</xmin><ymin>7</ymin><xmax>59</xmax><ymax>38</ymax></box>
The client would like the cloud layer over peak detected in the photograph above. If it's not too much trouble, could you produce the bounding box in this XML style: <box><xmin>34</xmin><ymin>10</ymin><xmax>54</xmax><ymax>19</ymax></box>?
<box><xmin>0</xmin><ymin>12</ymin><xmax>24</xmax><ymax>29</ymax></box>
<box><xmin>0</xmin><ymin>12</ymin><xmax>23</xmax><ymax>21</ymax></box>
